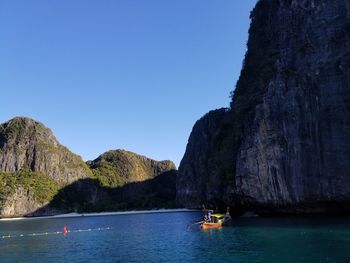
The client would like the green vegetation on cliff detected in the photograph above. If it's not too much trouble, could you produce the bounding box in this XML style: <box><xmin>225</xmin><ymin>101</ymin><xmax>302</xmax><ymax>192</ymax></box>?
<box><xmin>0</xmin><ymin>169</ymin><xmax>60</xmax><ymax>205</ymax></box>
<box><xmin>0</xmin><ymin>116</ymin><xmax>47</xmax><ymax>145</ymax></box>
<box><xmin>89</xmin><ymin>149</ymin><xmax>176</xmax><ymax>188</ymax></box>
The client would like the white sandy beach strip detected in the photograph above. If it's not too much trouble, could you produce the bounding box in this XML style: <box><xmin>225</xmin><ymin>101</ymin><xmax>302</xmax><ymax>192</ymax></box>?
<box><xmin>0</xmin><ymin>208</ymin><xmax>199</xmax><ymax>221</ymax></box>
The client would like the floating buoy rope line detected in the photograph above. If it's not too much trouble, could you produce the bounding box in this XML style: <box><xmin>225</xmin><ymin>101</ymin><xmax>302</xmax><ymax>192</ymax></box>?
<box><xmin>0</xmin><ymin>227</ymin><xmax>112</xmax><ymax>239</ymax></box>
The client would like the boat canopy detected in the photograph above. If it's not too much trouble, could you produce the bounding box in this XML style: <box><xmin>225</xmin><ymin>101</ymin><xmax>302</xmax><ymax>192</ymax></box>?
<box><xmin>211</xmin><ymin>214</ymin><xmax>225</xmax><ymax>219</ymax></box>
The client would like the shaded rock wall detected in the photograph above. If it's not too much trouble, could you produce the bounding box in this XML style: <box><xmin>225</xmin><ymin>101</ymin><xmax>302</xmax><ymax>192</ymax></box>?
<box><xmin>176</xmin><ymin>108</ymin><xmax>230</xmax><ymax>208</ymax></box>
<box><xmin>235</xmin><ymin>0</ymin><xmax>350</xmax><ymax>208</ymax></box>
<box><xmin>177</xmin><ymin>0</ymin><xmax>350</xmax><ymax>214</ymax></box>
<box><xmin>36</xmin><ymin>170</ymin><xmax>177</xmax><ymax>214</ymax></box>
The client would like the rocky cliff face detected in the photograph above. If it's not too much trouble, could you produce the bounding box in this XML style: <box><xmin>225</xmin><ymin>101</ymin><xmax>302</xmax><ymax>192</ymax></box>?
<box><xmin>177</xmin><ymin>0</ymin><xmax>350</xmax><ymax>214</ymax></box>
<box><xmin>0</xmin><ymin>117</ymin><xmax>91</xmax><ymax>185</ymax></box>
<box><xmin>0</xmin><ymin>117</ymin><xmax>92</xmax><ymax>216</ymax></box>
<box><xmin>176</xmin><ymin>108</ymin><xmax>230</xmax><ymax>207</ymax></box>
<box><xmin>0</xmin><ymin>186</ymin><xmax>41</xmax><ymax>218</ymax></box>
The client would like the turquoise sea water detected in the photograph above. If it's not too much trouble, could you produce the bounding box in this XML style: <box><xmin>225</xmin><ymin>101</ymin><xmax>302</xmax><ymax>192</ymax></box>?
<box><xmin>0</xmin><ymin>212</ymin><xmax>349</xmax><ymax>262</ymax></box>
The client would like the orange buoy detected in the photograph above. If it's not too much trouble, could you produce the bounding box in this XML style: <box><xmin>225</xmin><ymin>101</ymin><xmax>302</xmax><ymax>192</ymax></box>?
<box><xmin>63</xmin><ymin>226</ymin><xmax>68</xmax><ymax>235</ymax></box>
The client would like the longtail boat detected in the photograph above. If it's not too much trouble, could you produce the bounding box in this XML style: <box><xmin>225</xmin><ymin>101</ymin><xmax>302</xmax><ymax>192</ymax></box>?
<box><xmin>200</xmin><ymin>213</ymin><xmax>230</xmax><ymax>230</ymax></box>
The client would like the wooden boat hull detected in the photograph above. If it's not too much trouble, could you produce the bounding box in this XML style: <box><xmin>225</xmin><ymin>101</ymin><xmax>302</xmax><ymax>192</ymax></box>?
<box><xmin>201</xmin><ymin>222</ymin><xmax>222</xmax><ymax>229</ymax></box>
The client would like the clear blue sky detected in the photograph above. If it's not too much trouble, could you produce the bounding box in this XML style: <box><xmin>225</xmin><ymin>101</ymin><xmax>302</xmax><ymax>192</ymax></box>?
<box><xmin>0</xmin><ymin>0</ymin><xmax>256</xmax><ymax>166</ymax></box>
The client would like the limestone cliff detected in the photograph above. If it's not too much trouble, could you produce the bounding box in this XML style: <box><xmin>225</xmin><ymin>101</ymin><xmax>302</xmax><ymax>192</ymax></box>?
<box><xmin>0</xmin><ymin>117</ymin><xmax>92</xmax><ymax>217</ymax></box>
<box><xmin>176</xmin><ymin>108</ymin><xmax>230</xmax><ymax>207</ymax></box>
<box><xmin>0</xmin><ymin>186</ymin><xmax>40</xmax><ymax>218</ymax></box>
<box><xmin>177</xmin><ymin>0</ymin><xmax>350</xmax><ymax>214</ymax></box>
<box><xmin>0</xmin><ymin>117</ymin><xmax>91</xmax><ymax>185</ymax></box>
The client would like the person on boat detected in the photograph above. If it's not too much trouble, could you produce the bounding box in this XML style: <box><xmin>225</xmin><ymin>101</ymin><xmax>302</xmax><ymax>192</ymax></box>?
<box><xmin>202</xmin><ymin>204</ymin><xmax>214</xmax><ymax>223</ymax></box>
<box><xmin>203</xmin><ymin>213</ymin><xmax>208</xmax><ymax>222</ymax></box>
<box><xmin>207</xmin><ymin>211</ymin><xmax>212</xmax><ymax>222</ymax></box>
<box><xmin>223</xmin><ymin>206</ymin><xmax>232</xmax><ymax>225</ymax></box>
<box><xmin>225</xmin><ymin>206</ymin><xmax>231</xmax><ymax>217</ymax></box>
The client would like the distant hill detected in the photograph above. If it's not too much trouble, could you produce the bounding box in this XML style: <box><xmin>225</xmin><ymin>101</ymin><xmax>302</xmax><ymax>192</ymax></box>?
<box><xmin>88</xmin><ymin>149</ymin><xmax>176</xmax><ymax>187</ymax></box>
<box><xmin>0</xmin><ymin>117</ymin><xmax>177</xmax><ymax>217</ymax></box>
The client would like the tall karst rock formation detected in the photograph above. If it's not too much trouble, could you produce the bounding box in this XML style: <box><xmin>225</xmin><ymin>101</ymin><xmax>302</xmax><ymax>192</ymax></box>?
<box><xmin>177</xmin><ymin>0</ymin><xmax>350</xmax><ymax>214</ymax></box>
<box><xmin>0</xmin><ymin>117</ymin><xmax>91</xmax><ymax>216</ymax></box>
<box><xmin>0</xmin><ymin>117</ymin><xmax>91</xmax><ymax>184</ymax></box>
